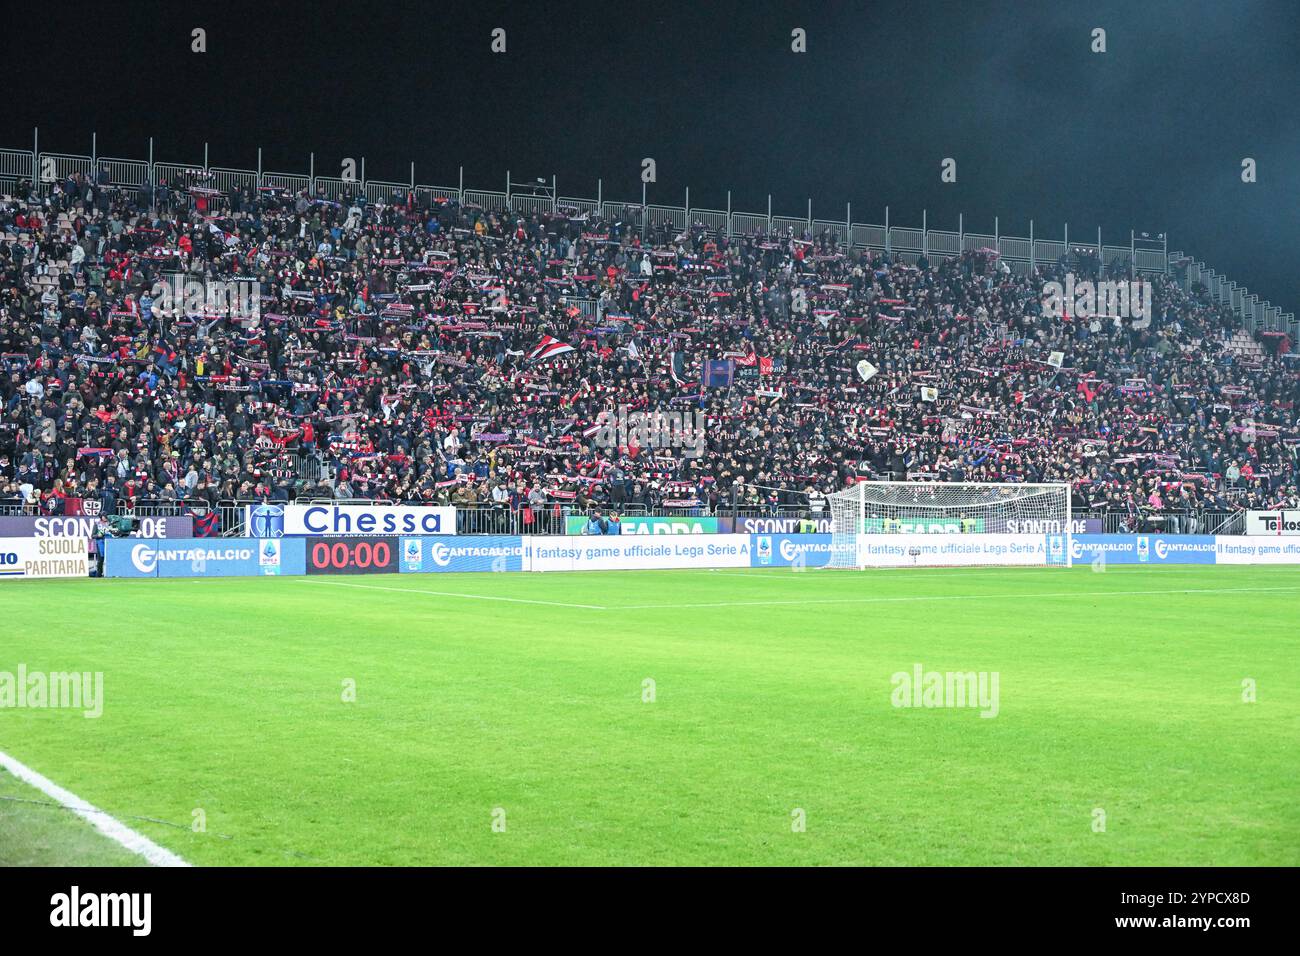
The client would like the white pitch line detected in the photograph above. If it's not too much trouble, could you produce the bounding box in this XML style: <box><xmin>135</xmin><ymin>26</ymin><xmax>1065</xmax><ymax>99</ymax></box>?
<box><xmin>703</xmin><ymin>571</ymin><xmax>818</xmax><ymax>580</ymax></box>
<box><xmin>300</xmin><ymin>579</ymin><xmax>608</xmax><ymax>609</ymax></box>
<box><xmin>0</xmin><ymin>749</ymin><xmax>190</xmax><ymax>867</ymax></box>
<box><xmin>703</xmin><ymin>568</ymin><xmax>1067</xmax><ymax>582</ymax></box>
<box><xmin>609</xmin><ymin>585</ymin><xmax>1300</xmax><ymax>611</ymax></box>
<box><xmin>305</xmin><ymin>579</ymin><xmax>1300</xmax><ymax>612</ymax></box>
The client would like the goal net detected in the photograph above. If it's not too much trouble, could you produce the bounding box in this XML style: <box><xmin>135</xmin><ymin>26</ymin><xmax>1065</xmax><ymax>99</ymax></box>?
<box><xmin>827</xmin><ymin>481</ymin><xmax>1072</xmax><ymax>569</ymax></box>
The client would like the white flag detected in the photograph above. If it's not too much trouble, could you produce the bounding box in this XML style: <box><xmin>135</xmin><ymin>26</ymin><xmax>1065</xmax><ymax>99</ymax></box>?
<box><xmin>920</xmin><ymin>386</ymin><xmax>938</xmax><ymax>402</ymax></box>
<box><xmin>856</xmin><ymin>360</ymin><xmax>878</xmax><ymax>382</ymax></box>
<box><xmin>1047</xmin><ymin>351</ymin><xmax>1064</xmax><ymax>368</ymax></box>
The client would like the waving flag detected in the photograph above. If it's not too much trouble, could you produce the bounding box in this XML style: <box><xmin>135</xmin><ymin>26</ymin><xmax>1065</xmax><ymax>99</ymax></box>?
<box><xmin>669</xmin><ymin>351</ymin><xmax>687</xmax><ymax>386</ymax></box>
<box><xmin>192</xmin><ymin>510</ymin><xmax>220</xmax><ymax>537</ymax></box>
<box><xmin>733</xmin><ymin>350</ymin><xmax>757</xmax><ymax>367</ymax></box>
<box><xmin>527</xmin><ymin>335</ymin><xmax>575</xmax><ymax>363</ymax></box>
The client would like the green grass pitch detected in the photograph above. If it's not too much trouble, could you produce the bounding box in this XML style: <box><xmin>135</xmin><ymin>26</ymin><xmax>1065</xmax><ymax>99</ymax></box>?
<box><xmin>1</xmin><ymin>564</ymin><xmax>1297</xmax><ymax>866</ymax></box>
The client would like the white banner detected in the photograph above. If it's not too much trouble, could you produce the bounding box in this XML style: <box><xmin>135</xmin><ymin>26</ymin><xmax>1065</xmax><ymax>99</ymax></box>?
<box><xmin>1244</xmin><ymin>510</ymin><xmax>1300</xmax><ymax>536</ymax></box>
<box><xmin>526</xmin><ymin>534</ymin><xmax>751</xmax><ymax>572</ymax></box>
<box><xmin>1214</xmin><ymin>536</ymin><xmax>1300</xmax><ymax>564</ymax></box>
<box><xmin>0</xmin><ymin>537</ymin><xmax>90</xmax><ymax>580</ymax></box>
<box><xmin>857</xmin><ymin>533</ymin><xmax>1049</xmax><ymax>567</ymax></box>
<box><xmin>284</xmin><ymin>504</ymin><xmax>456</xmax><ymax>536</ymax></box>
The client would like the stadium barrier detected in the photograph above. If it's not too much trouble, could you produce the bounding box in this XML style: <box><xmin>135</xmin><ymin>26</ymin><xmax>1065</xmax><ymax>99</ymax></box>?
<box><xmin>96</xmin><ymin>533</ymin><xmax>1300</xmax><ymax>578</ymax></box>
<box><xmin>559</xmin><ymin>515</ymin><xmax>1108</xmax><ymax>536</ymax></box>
<box><xmin>563</xmin><ymin>515</ymin><xmax>721</xmax><ymax>535</ymax></box>
<box><xmin>0</xmin><ymin>515</ymin><xmax>192</xmax><ymax>538</ymax></box>
<box><xmin>1244</xmin><ymin>509</ymin><xmax>1300</xmax><ymax>535</ymax></box>
<box><xmin>723</xmin><ymin>516</ymin><xmax>835</xmax><ymax>534</ymax></box>
<box><xmin>305</xmin><ymin>537</ymin><xmax>400</xmax><ymax>575</ymax></box>
<box><xmin>855</xmin><ymin>533</ymin><xmax>1064</xmax><ymax>568</ymax></box>
<box><xmin>1071</xmin><ymin>534</ymin><xmax>1217</xmax><ymax>565</ymax></box>
<box><xmin>0</xmin><ymin>537</ymin><xmax>91</xmax><ymax>580</ymax></box>
<box><xmin>245</xmin><ymin>503</ymin><xmax>457</xmax><ymax>537</ymax></box>
<box><xmin>526</xmin><ymin>534</ymin><xmax>752</xmax><ymax>572</ymax></box>
<box><xmin>751</xmin><ymin>534</ymin><xmax>834</xmax><ymax>567</ymax></box>
<box><xmin>399</xmin><ymin>537</ymin><xmax>526</xmax><ymax>573</ymax></box>
<box><xmin>104</xmin><ymin>538</ymin><xmax>306</xmax><ymax>578</ymax></box>
<box><xmin>1214</xmin><ymin>537</ymin><xmax>1300</xmax><ymax>564</ymax></box>
<box><xmin>44</xmin><ymin>496</ymin><xmax>1246</xmax><ymax>539</ymax></box>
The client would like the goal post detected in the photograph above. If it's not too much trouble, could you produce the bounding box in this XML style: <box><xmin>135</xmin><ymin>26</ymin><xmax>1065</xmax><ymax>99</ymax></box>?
<box><xmin>827</xmin><ymin>481</ymin><xmax>1073</xmax><ymax>569</ymax></box>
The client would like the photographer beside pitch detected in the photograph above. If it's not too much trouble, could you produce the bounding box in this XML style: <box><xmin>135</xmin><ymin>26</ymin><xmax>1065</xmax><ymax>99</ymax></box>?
<box><xmin>582</xmin><ymin>510</ymin><xmax>621</xmax><ymax>535</ymax></box>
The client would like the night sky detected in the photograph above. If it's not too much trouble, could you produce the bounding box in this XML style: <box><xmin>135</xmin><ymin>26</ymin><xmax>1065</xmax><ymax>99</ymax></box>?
<box><xmin>4</xmin><ymin>0</ymin><xmax>1296</xmax><ymax>311</ymax></box>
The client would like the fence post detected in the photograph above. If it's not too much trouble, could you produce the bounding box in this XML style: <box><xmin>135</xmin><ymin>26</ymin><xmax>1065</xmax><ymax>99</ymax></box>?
<box><xmin>885</xmin><ymin>205</ymin><xmax>890</xmax><ymax>254</ymax></box>
<box><xmin>310</xmin><ymin>152</ymin><xmax>315</xmax><ymax>194</ymax></box>
<box><xmin>924</xmin><ymin>209</ymin><xmax>929</xmax><ymax>257</ymax></box>
<box><xmin>726</xmin><ymin>190</ymin><xmax>731</xmax><ymax>238</ymax></box>
<box><xmin>91</xmin><ymin>131</ymin><xmax>96</xmax><ymax>171</ymax></box>
<box><xmin>506</xmin><ymin>169</ymin><xmax>510</xmax><ymax>209</ymax></box>
<box><xmin>552</xmin><ymin>174</ymin><xmax>557</xmax><ymax>213</ymax></box>
<box><xmin>766</xmin><ymin>194</ymin><xmax>772</xmax><ymax>233</ymax></box>
<box><xmin>410</xmin><ymin>161</ymin><xmax>415</xmax><ymax>191</ymax></box>
<box><xmin>458</xmin><ymin>166</ymin><xmax>463</xmax><ymax>204</ymax></box>
<box><xmin>1030</xmin><ymin>220</ymin><xmax>1034</xmax><ymax>272</ymax></box>
<box><xmin>32</xmin><ymin>127</ymin><xmax>37</xmax><ymax>185</ymax></box>
<box><xmin>204</xmin><ymin>142</ymin><xmax>209</xmax><ymax>173</ymax></box>
<box><xmin>641</xmin><ymin>180</ymin><xmax>647</xmax><ymax>239</ymax></box>
<box><xmin>846</xmin><ymin>201</ymin><xmax>851</xmax><ymax>251</ymax></box>
<box><xmin>684</xmin><ymin>185</ymin><xmax>689</xmax><ymax>224</ymax></box>
<box><xmin>807</xmin><ymin>197</ymin><xmax>812</xmax><ymax>230</ymax></box>
<box><xmin>257</xmin><ymin>147</ymin><xmax>263</xmax><ymax>190</ymax></box>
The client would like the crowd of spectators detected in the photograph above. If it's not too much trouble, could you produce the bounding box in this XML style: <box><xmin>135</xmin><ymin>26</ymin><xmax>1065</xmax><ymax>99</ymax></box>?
<box><xmin>1</xmin><ymin>165</ymin><xmax>1297</xmax><ymax>534</ymax></box>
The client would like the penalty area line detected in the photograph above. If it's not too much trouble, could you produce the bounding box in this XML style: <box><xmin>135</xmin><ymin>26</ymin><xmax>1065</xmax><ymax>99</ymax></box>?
<box><xmin>299</xmin><ymin>578</ymin><xmax>608</xmax><ymax>609</ymax></box>
<box><xmin>0</xmin><ymin>749</ymin><xmax>190</xmax><ymax>867</ymax></box>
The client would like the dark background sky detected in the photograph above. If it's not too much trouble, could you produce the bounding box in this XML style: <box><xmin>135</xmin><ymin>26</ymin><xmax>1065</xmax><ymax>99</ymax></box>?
<box><xmin>4</xmin><ymin>0</ymin><xmax>1296</xmax><ymax>311</ymax></box>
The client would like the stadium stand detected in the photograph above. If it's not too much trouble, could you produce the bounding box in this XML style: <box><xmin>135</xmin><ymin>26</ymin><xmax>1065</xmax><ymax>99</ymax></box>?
<box><xmin>1</xmin><ymin>161</ymin><xmax>1297</xmax><ymax>538</ymax></box>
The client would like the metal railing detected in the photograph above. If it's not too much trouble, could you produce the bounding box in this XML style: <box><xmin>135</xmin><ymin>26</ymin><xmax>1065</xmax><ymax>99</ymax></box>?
<box><xmin>0</xmin><ymin>493</ymin><xmax>1267</xmax><ymax>537</ymax></box>
<box><xmin>1</xmin><ymin>133</ymin><xmax>1290</xmax><ymax>335</ymax></box>
<box><xmin>296</xmin><ymin>454</ymin><xmax>329</xmax><ymax>482</ymax></box>
<box><xmin>1089</xmin><ymin>510</ymin><xmax>1238</xmax><ymax>535</ymax></box>
<box><xmin>189</xmin><ymin>501</ymin><xmax>1264</xmax><ymax>537</ymax></box>
<box><xmin>115</xmin><ymin>496</ymin><xmax>210</xmax><ymax>518</ymax></box>
<box><xmin>217</xmin><ymin>499</ymin><xmax>245</xmax><ymax>537</ymax></box>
